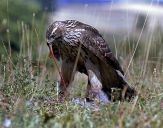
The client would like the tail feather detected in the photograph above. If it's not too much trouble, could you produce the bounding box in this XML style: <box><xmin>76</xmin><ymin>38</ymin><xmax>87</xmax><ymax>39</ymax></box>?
<box><xmin>115</xmin><ymin>70</ymin><xmax>137</xmax><ymax>100</ymax></box>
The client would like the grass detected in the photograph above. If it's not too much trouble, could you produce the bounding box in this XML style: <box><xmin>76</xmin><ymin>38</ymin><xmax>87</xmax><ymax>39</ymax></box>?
<box><xmin>0</xmin><ymin>36</ymin><xmax>163</xmax><ymax>128</ymax></box>
<box><xmin>0</xmin><ymin>10</ymin><xmax>163</xmax><ymax>128</ymax></box>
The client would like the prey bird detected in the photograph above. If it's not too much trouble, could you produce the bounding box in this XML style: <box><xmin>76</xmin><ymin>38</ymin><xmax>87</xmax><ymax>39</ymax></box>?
<box><xmin>46</xmin><ymin>20</ymin><xmax>136</xmax><ymax>101</ymax></box>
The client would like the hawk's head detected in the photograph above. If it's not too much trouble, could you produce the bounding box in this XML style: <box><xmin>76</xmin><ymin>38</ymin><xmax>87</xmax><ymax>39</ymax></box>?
<box><xmin>46</xmin><ymin>21</ymin><xmax>64</xmax><ymax>60</ymax></box>
<box><xmin>46</xmin><ymin>21</ymin><xmax>63</xmax><ymax>46</ymax></box>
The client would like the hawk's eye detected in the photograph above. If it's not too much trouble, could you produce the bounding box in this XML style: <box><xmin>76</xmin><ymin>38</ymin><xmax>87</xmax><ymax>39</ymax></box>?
<box><xmin>50</xmin><ymin>34</ymin><xmax>55</xmax><ymax>39</ymax></box>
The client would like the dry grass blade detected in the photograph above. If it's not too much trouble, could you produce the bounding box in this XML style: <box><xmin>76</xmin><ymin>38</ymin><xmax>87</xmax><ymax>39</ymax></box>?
<box><xmin>125</xmin><ymin>1</ymin><xmax>154</xmax><ymax>76</ymax></box>
<box><xmin>69</xmin><ymin>43</ymin><xmax>82</xmax><ymax>86</ymax></box>
<box><xmin>130</xmin><ymin>95</ymin><xmax>139</xmax><ymax>114</ymax></box>
<box><xmin>48</xmin><ymin>44</ymin><xmax>66</xmax><ymax>89</ymax></box>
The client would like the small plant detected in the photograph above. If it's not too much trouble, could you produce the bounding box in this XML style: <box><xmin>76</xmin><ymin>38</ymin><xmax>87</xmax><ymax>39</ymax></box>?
<box><xmin>0</xmin><ymin>1</ymin><xmax>163</xmax><ymax>127</ymax></box>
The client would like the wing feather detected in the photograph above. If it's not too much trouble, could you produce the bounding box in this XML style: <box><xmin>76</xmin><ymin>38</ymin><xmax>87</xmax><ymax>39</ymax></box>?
<box><xmin>81</xmin><ymin>32</ymin><xmax>124</xmax><ymax>75</ymax></box>
<box><xmin>63</xmin><ymin>20</ymin><xmax>124</xmax><ymax>75</ymax></box>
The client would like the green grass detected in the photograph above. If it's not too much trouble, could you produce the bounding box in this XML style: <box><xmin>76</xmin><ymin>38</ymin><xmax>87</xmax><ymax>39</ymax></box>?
<box><xmin>0</xmin><ymin>0</ymin><xmax>46</xmax><ymax>60</ymax></box>
<box><xmin>0</xmin><ymin>4</ymin><xmax>163</xmax><ymax>127</ymax></box>
<box><xmin>0</xmin><ymin>36</ymin><xmax>163</xmax><ymax>128</ymax></box>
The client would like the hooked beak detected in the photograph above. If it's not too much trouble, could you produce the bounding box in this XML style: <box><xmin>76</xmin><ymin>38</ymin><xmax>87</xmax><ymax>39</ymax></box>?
<box><xmin>47</xmin><ymin>38</ymin><xmax>54</xmax><ymax>46</ymax></box>
<box><xmin>47</xmin><ymin>38</ymin><xmax>54</xmax><ymax>58</ymax></box>
<box><xmin>47</xmin><ymin>43</ymin><xmax>53</xmax><ymax>58</ymax></box>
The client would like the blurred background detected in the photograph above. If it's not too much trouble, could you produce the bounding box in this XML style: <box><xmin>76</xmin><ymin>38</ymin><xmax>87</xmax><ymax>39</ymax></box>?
<box><xmin>0</xmin><ymin>0</ymin><xmax>163</xmax><ymax>74</ymax></box>
<box><xmin>0</xmin><ymin>1</ymin><xmax>163</xmax><ymax>127</ymax></box>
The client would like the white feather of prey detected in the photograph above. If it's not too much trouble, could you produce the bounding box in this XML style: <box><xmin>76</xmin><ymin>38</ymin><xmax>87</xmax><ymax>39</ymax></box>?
<box><xmin>88</xmin><ymin>70</ymin><xmax>102</xmax><ymax>90</ymax></box>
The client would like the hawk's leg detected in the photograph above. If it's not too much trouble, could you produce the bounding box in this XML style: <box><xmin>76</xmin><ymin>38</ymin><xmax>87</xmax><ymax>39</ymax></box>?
<box><xmin>60</xmin><ymin>59</ymin><xmax>75</xmax><ymax>98</ymax></box>
<box><xmin>84</xmin><ymin>60</ymin><xmax>109</xmax><ymax>103</ymax></box>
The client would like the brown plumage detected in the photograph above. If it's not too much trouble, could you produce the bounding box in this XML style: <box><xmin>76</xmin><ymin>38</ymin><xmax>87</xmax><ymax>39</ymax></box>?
<box><xmin>46</xmin><ymin>20</ymin><xmax>136</xmax><ymax>100</ymax></box>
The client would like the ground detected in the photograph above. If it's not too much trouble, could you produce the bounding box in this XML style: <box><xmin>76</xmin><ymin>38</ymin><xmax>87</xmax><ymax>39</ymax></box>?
<box><xmin>0</xmin><ymin>55</ymin><xmax>163</xmax><ymax>128</ymax></box>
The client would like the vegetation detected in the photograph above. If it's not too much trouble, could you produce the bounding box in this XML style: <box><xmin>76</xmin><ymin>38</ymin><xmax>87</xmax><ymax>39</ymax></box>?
<box><xmin>0</xmin><ymin>1</ymin><xmax>163</xmax><ymax>127</ymax></box>
<box><xmin>0</xmin><ymin>0</ymin><xmax>46</xmax><ymax>60</ymax></box>
<box><xmin>0</xmin><ymin>47</ymin><xmax>163</xmax><ymax>127</ymax></box>
<box><xmin>0</xmin><ymin>26</ymin><xmax>163</xmax><ymax>128</ymax></box>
